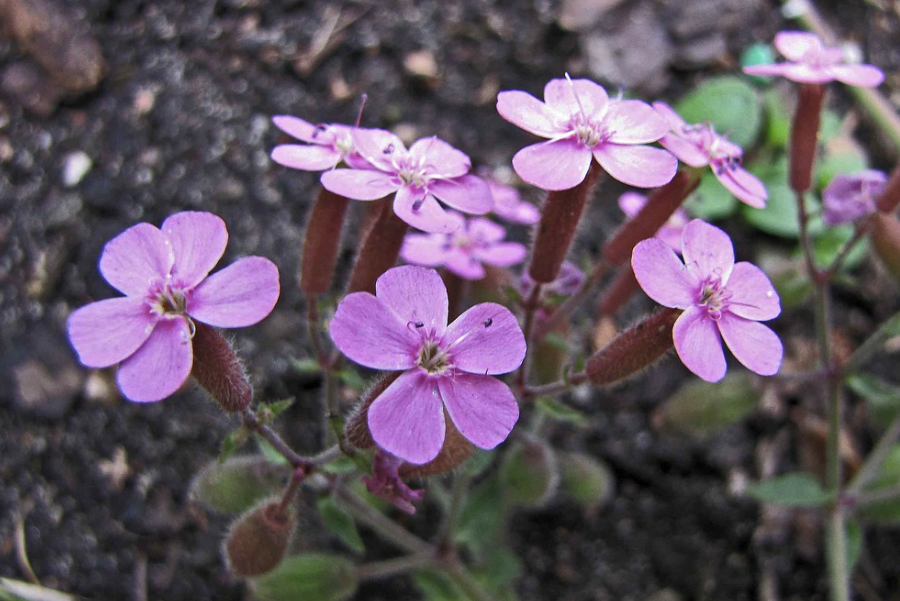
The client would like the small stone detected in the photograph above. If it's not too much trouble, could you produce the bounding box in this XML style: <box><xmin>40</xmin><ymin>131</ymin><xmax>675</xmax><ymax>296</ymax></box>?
<box><xmin>558</xmin><ymin>0</ymin><xmax>627</xmax><ymax>31</ymax></box>
<box><xmin>403</xmin><ymin>50</ymin><xmax>439</xmax><ymax>79</ymax></box>
<box><xmin>62</xmin><ymin>151</ymin><xmax>93</xmax><ymax>187</ymax></box>
<box><xmin>13</xmin><ymin>360</ymin><xmax>82</xmax><ymax>419</ymax></box>
<box><xmin>0</xmin><ymin>61</ymin><xmax>65</xmax><ymax>116</ymax></box>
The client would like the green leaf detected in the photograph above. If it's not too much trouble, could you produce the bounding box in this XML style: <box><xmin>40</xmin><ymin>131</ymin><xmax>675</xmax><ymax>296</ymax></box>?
<box><xmin>256</xmin><ymin>436</ymin><xmax>290</xmax><ymax>466</ymax></box>
<box><xmin>316</xmin><ymin>497</ymin><xmax>365</xmax><ymax>553</ymax></box>
<box><xmin>472</xmin><ymin>547</ymin><xmax>523</xmax><ymax>592</ymax></box>
<box><xmin>559</xmin><ymin>452</ymin><xmax>615</xmax><ymax>512</ymax></box>
<box><xmin>457</xmin><ymin>474</ymin><xmax>505</xmax><ymax>553</ymax></box>
<box><xmin>685</xmin><ymin>170</ymin><xmax>739</xmax><ymax>220</ymax></box>
<box><xmin>816</xmin><ymin>143</ymin><xmax>869</xmax><ymax>191</ymax></box>
<box><xmin>655</xmin><ymin>372</ymin><xmax>759</xmax><ymax>435</ymax></box>
<box><xmin>811</xmin><ymin>224</ymin><xmax>870</xmax><ymax>271</ymax></box>
<box><xmin>412</xmin><ymin>569</ymin><xmax>465</xmax><ymax>601</ymax></box>
<box><xmin>291</xmin><ymin>357</ymin><xmax>321</xmax><ymax>374</ymax></box>
<box><xmin>846</xmin><ymin>374</ymin><xmax>900</xmax><ymax>426</ymax></box>
<box><xmin>190</xmin><ymin>456</ymin><xmax>285</xmax><ymax>514</ymax></box>
<box><xmin>535</xmin><ymin>397</ymin><xmax>588</xmax><ymax>426</ymax></box>
<box><xmin>335</xmin><ymin>368</ymin><xmax>366</xmax><ymax>391</ymax></box>
<box><xmin>675</xmin><ymin>76</ymin><xmax>762</xmax><ymax>148</ymax></box>
<box><xmin>219</xmin><ymin>426</ymin><xmax>250</xmax><ymax>464</ymax></box>
<box><xmin>0</xmin><ymin>579</ymin><xmax>76</xmax><ymax>601</ymax></box>
<box><xmin>320</xmin><ymin>455</ymin><xmax>359</xmax><ymax>475</ymax></box>
<box><xmin>542</xmin><ymin>332</ymin><xmax>569</xmax><ymax>351</ymax></box>
<box><xmin>250</xmin><ymin>553</ymin><xmax>358</xmax><ymax>601</ymax></box>
<box><xmin>741</xmin><ymin>43</ymin><xmax>777</xmax><ymax>86</ymax></box>
<box><xmin>859</xmin><ymin>444</ymin><xmax>900</xmax><ymax>523</ymax></box>
<box><xmin>771</xmin><ymin>264</ymin><xmax>813</xmax><ymax>309</ymax></box>
<box><xmin>747</xmin><ymin>473</ymin><xmax>833</xmax><ymax>507</ymax></box>
<box><xmin>762</xmin><ymin>88</ymin><xmax>791</xmax><ymax>149</ymax></box>
<box><xmin>845</xmin><ymin>519</ymin><xmax>864</xmax><ymax>573</ymax></box>
<box><xmin>741</xmin><ymin>181</ymin><xmax>803</xmax><ymax>238</ymax></box>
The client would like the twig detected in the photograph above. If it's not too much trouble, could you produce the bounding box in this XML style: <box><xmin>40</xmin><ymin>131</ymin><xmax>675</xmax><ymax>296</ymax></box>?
<box><xmin>334</xmin><ymin>483</ymin><xmax>432</xmax><ymax>555</ymax></box>
<box><xmin>354</xmin><ymin>555</ymin><xmax>433</xmax><ymax>581</ymax></box>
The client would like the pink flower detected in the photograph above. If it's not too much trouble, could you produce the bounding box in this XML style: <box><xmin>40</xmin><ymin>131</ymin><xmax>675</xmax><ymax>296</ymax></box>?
<box><xmin>487</xmin><ymin>180</ymin><xmax>540</xmax><ymax>225</ymax></box>
<box><xmin>652</xmin><ymin>102</ymin><xmax>768</xmax><ymax>208</ymax></box>
<box><xmin>67</xmin><ymin>212</ymin><xmax>280</xmax><ymax>402</ymax></box>
<box><xmin>270</xmin><ymin>116</ymin><xmax>371</xmax><ymax>171</ymax></box>
<box><xmin>743</xmin><ymin>31</ymin><xmax>884</xmax><ymax>87</ymax></box>
<box><xmin>618</xmin><ymin>191</ymin><xmax>690</xmax><ymax>251</ymax></box>
<box><xmin>330</xmin><ymin>266</ymin><xmax>525</xmax><ymax>464</ymax></box>
<box><xmin>496</xmin><ymin>77</ymin><xmax>677</xmax><ymax>190</ymax></box>
<box><xmin>320</xmin><ymin>129</ymin><xmax>493</xmax><ymax>234</ymax></box>
<box><xmin>520</xmin><ymin>261</ymin><xmax>584</xmax><ymax>300</ymax></box>
<box><xmin>363</xmin><ymin>450</ymin><xmax>424</xmax><ymax>514</ymax></box>
<box><xmin>631</xmin><ymin>219</ymin><xmax>782</xmax><ymax>382</ymax></box>
<box><xmin>400</xmin><ymin>211</ymin><xmax>527</xmax><ymax>280</ymax></box>
<box><xmin>822</xmin><ymin>170</ymin><xmax>886</xmax><ymax>226</ymax></box>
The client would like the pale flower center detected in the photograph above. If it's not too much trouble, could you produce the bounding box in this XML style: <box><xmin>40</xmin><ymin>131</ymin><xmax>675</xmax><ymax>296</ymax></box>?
<box><xmin>147</xmin><ymin>278</ymin><xmax>189</xmax><ymax>318</ymax></box>
<box><xmin>567</xmin><ymin>112</ymin><xmax>610</xmax><ymax>147</ymax></box>
<box><xmin>382</xmin><ymin>144</ymin><xmax>429</xmax><ymax>187</ymax></box>
<box><xmin>697</xmin><ymin>275</ymin><xmax>732</xmax><ymax>320</ymax></box>
<box><xmin>416</xmin><ymin>340</ymin><xmax>451</xmax><ymax>375</ymax></box>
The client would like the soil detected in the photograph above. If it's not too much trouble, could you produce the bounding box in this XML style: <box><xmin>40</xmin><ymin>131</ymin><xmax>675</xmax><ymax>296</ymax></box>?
<box><xmin>2</xmin><ymin>1</ymin><xmax>900</xmax><ymax>600</ymax></box>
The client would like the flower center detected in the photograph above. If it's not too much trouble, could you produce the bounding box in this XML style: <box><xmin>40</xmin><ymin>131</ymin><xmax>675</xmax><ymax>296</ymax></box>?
<box><xmin>567</xmin><ymin>112</ymin><xmax>608</xmax><ymax>147</ymax></box>
<box><xmin>381</xmin><ymin>143</ymin><xmax>429</xmax><ymax>187</ymax></box>
<box><xmin>416</xmin><ymin>340</ymin><xmax>451</xmax><ymax>375</ymax></box>
<box><xmin>697</xmin><ymin>275</ymin><xmax>732</xmax><ymax>320</ymax></box>
<box><xmin>147</xmin><ymin>278</ymin><xmax>190</xmax><ymax>318</ymax></box>
<box><xmin>801</xmin><ymin>46</ymin><xmax>843</xmax><ymax>69</ymax></box>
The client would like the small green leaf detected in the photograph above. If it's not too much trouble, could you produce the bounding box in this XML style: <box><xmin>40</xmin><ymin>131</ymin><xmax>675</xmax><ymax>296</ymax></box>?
<box><xmin>250</xmin><ymin>553</ymin><xmax>358</xmax><ymax>601</ymax></box>
<box><xmin>291</xmin><ymin>358</ymin><xmax>321</xmax><ymax>374</ymax></box>
<box><xmin>320</xmin><ymin>455</ymin><xmax>359</xmax><ymax>475</ymax></box>
<box><xmin>501</xmin><ymin>285</ymin><xmax>523</xmax><ymax>307</ymax></box>
<box><xmin>219</xmin><ymin>426</ymin><xmax>250</xmax><ymax>463</ymax></box>
<box><xmin>317</xmin><ymin>497</ymin><xmax>365</xmax><ymax>553</ymax></box>
<box><xmin>656</xmin><ymin>372</ymin><xmax>759</xmax><ymax>435</ymax></box>
<box><xmin>256</xmin><ymin>436</ymin><xmax>290</xmax><ymax>466</ymax></box>
<box><xmin>559</xmin><ymin>452</ymin><xmax>615</xmax><ymax>512</ymax></box>
<box><xmin>859</xmin><ymin>445</ymin><xmax>900</xmax><ymax>523</ymax></box>
<box><xmin>747</xmin><ymin>473</ymin><xmax>833</xmax><ymax>507</ymax></box>
<box><xmin>845</xmin><ymin>519</ymin><xmax>864</xmax><ymax>573</ymax></box>
<box><xmin>542</xmin><ymin>332</ymin><xmax>569</xmax><ymax>351</ymax></box>
<box><xmin>335</xmin><ymin>368</ymin><xmax>366</xmax><ymax>392</ymax></box>
<box><xmin>412</xmin><ymin>569</ymin><xmax>465</xmax><ymax>601</ymax></box>
<box><xmin>258</xmin><ymin>398</ymin><xmax>295</xmax><ymax>425</ymax></box>
<box><xmin>741</xmin><ymin>43</ymin><xmax>777</xmax><ymax>85</ymax></box>
<box><xmin>762</xmin><ymin>88</ymin><xmax>791</xmax><ymax>149</ymax></box>
<box><xmin>846</xmin><ymin>374</ymin><xmax>900</xmax><ymax>425</ymax></box>
<box><xmin>472</xmin><ymin>547</ymin><xmax>523</xmax><ymax>592</ymax></box>
<box><xmin>191</xmin><ymin>456</ymin><xmax>285</xmax><ymax>514</ymax></box>
<box><xmin>535</xmin><ymin>397</ymin><xmax>588</xmax><ymax>426</ymax></box>
<box><xmin>685</xmin><ymin>170</ymin><xmax>739</xmax><ymax>220</ymax></box>
<box><xmin>742</xmin><ymin>181</ymin><xmax>804</xmax><ymax>238</ymax></box>
<box><xmin>675</xmin><ymin>76</ymin><xmax>762</xmax><ymax>148</ymax></box>
<box><xmin>457</xmin><ymin>474</ymin><xmax>505</xmax><ymax>553</ymax></box>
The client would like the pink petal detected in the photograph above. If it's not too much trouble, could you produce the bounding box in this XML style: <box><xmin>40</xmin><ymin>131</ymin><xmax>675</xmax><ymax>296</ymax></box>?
<box><xmin>681</xmin><ymin>219</ymin><xmax>734</xmax><ymax>281</ymax></box>
<box><xmin>742</xmin><ymin>63</ymin><xmax>799</xmax><ymax>79</ymax></box>
<box><xmin>161</xmin><ymin>212</ymin><xmax>228</xmax><ymax>288</ymax></box>
<box><xmin>272</xmin><ymin>115</ymin><xmax>318</xmax><ymax>142</ymax></box>
<box><xmin>725</xmin><ymin>262</ymin><xmax>781</xmax><ymax>321</ymax></box>
<box><xmin>429</xmin><ymin>175</ymin><xmax>494</xmax><ymax>215</ymax></box>
<box><xmin>717</xmin><ymin>313</ymin><xmax>783</xmax><ymax>376</ymax></box>
<box><xmin>543</xmin><ymin>78</ymin><xmax>608</xmax><ymax>117</ymax></box>
<box><xmin>605</xmin><ymin>100</ymin><xmax>669</xmax><ymax>144</ymax></box>
<box><xmin>445</xmin><ymin>250</ymin><xmax>485</xmax><ymax>280</ymax></box>
<box><xmin>512</xmin><ymin>139</ymin><xmax>593</xmax><ymax>191</ymax></box>
<box><xmin>271</xmin><ymin>144</ymin><xmax>342</xmax><ymax>171</ymax></box>
<box><xmin>829</xmin><ymin>64</ymin><xmax>885</xmax><ymax>88</ymax></box>
<box><xmin>352</xmin><ymin>128</ymin><xmax>406</xmax><ymax>171</ymax></box>
<box><xmin>438</xmin><ymin>373</ymin><xmax>519</xmax><ymax>450</ymax></box>
<box><xmin>117</xmin><ymin>317</ymin><xmax>193</xmax><ymax>402</ymax></box>
<box><xmin>99</xmin><ymin>223</ymin><xmax>173</xmax><ymax>296</ymax></box>
<box><xmin>68</xmin><ymin>297</ymin><xmax>156</xmax><ymax>368</ymax></box>
<box><xmin>320</xmin><ymin>169</ymin><xmax>399</xmax><ymax>201</ymax></box>
<box><xmin>659</xmin><ymin>133</ymin><xmax>710</xmax><ymax>168</ymax></box>
<box><xmin>774</xmin><ymin>31</ymin><xmax>823</xmax><ymax>62</ymax></box>
<box><xmin>673</xmin><ymin>305</ymin><xmax>726</xmax><ymax>382</ymax></box>
<box><xmin>410</xmin><ymin>137</ymin><xmax>471</xmax><ymax>179</ymax></box>
<box><xmin>394</xmin><ymin>188</ymin><xmax>459</xmax><ymax>234</ymax></box>
<box><xmin>714</xmin><ymin>165</ymin><xmax>767</xmax><ymax>208</ymax></box>
<box><xmin>618</xmin><ymin>191</ymin><xmax>648</xmax><ymax>218</ymax></box>
<box><xmin>468</xmin><ymin>217</ymin><xmax>506</xmax><ymax>243</ymax></box>
<box><xmin>330</xmin><ymin>292</ymin><xmax>419</xmax><ymax>370</ymax></box>
<box><xmin>187</xmin><ymin>257</ymin><xmax>280</xmax><ymax>328</ymax></box>
<box><xmin>775</xmin><ymin>64</ymin><xmax>837</xmax><ymax>84</ymax></box>
<box><xmin>473</xmin><ymin>242</ymin><xmax>527</xmax><ymax>267</ymax></box>
<box><xmin>652</xmin><ymin>102</ymin><xmax>688</xmax><ymax>131</ymax></box>
<box><xmin>368</xmin><ymin>370</ymin><xmax>446</xmax><ymax>464</ymax></box>
<box><xmin>443</xmin><ymin>302</ymin><xmax>525</xmax><ymax>375</ymax></box>
<box><xmin>593</xmin><ymin>144</ymin><xmax>678</xmax><ymax>188</ymax></box>
<box><xmin>376</xmin><ymin>265</ymin><xmax>449</xmax><ymax>334</ymax></box>
<box><xmin>496</xmin><ymin>91</ymin><xmax>565</xmax><ymax>138</ymax></box>
<box><xmin>401</xmin><ymin>234</ymin><xmax>450</xmax><ymax>267</ymax></box>
<box><xmin>489</xmin><ymin>181</ymin><xmax>540</xmax><ymax>225</ymax></box>
<box><xmin>631</xmin><ymin>238</ymin><xmax>698</xmax><ymax>308</ymax></box>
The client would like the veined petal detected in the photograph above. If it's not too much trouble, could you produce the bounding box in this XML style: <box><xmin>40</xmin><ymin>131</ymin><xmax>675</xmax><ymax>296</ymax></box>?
<box><xmin>659</xmin><ymin>133</ymin><xmax>710</xmax><ymax>168</ymax></box>
<box><xmin>330</xmin><ymin>291</ymin><xmax>419</xmax><ymax>370</ymax></box>
<box><xmin>631</xmin><ymin>238</ymin><xmax>698</xmax><ymax>308</ymax></box>
<box><xmin>605</xmin><ymin>100</ymin><xmax>669</xmax><ymax>144</ymax></box>
<box><xmin>512</xmin><ymin>139</ymin><xmax>593</xmax><ymax>191</ymax></box>
<box><xmin>368</xmin><ymin>370</ymin><xmax>446</xmax><ymax>464</ymax></box>
<box><xmin>496</xmin><ymin>91</ymin><xmax>565</xmax><ymax>138</ymax></box>
<box><xmin>117</xmin><ymin>317</ymin><xmax>193</xmax><ymax>402</ymax></box>
<box><xmin>726</xmin><ymin>262</ymin><xmax>781</xmax><ymax>321</ymax></box>
<box><xmin>473</xmin><ymin>242</ymin><xmax>527</xmax><ymax>267</ymax></box>
<box><xmin>321</xmin><ymin>169</ymin><xmax>399</xmax><ymax>200</ymax></box>
<box><xmin>411</xmin><ymin>137</ymin><xmax>470</xmax><ymax>179</ymax></box>
<box><xmin>443</xmin><ymin>302</ymin><xmax>525</xmax><ymax>375</ymax></box>
<box><xmin>352</xmin><ymin>128</ymin><xmax>406</xmax><ymax>170</ymax></box>
<box><xmin>673</xmin><ymin>305</ymin><xmax>726</xmax><ymax>382</ymax></box>
<box><xmin>161</xmin><ymin>212</ymin><xmax>228</xmax><ymax>288</ymax></box>
<box><xmin>271</xmin><ymin>144</ymin><xmax>342</xmax><ymax>171</ymax></box>
<box><xmin>394</xmin><ymin>189</ymin><xmax>460</xmax><ymax>234</ymax></box>
<box><xmin>774</xmin><ymin>31</ymin><xmax>823</xmax><ymax>62</ymax></box>
<box><xmin>681</xmin><ymin>219</ymin><xmax>734</xmax><ymax>281</ymax></box>
<box><xmin>543</xmin><ymin>78</ymin><xmax>608</xmax><ymax>117</ymax></box>
<box><xmin>429</xmin><ymin>175</ymin><xmax>493</xmax><ymax>215</ymax></box>
<box><xmin>99</xmin><ymin>223</ymin><xmax>173</xmax><ymax>296</ymax></box>
<box><xmin>593</xmin><ymin>144</ymin><xmax>678</xmax><ymax>188</ymax></box>
<box><xmin>439</xmin><ymin>373</ymin><xmax>519</xmax><ymax>450</ymax></box>
<box><xmin>187</xmin><ymin>257</ymin><xmax>279</xmax><ymax>328</ymax></box>
<box><xmin>68</xmin><ymin>297</ymin><xmax>156</xmax><ymax>368</ymax></box>
<box><xmin>829</xmin><ymin>64</ymin><xmax>885</xmax><ymax>88</ymax></box>
<box><xmin>715</xmin><ymin>165</ymin><xmax>768</xmax><ymax>208</ymax></box>
<box><xmin>272</xmin><ymin>115</ymin><xmax>318</xmax><ymax>142</ymax></box>
<box><xmin>401</xmin><ymin>234</ymin><xmax>451</xmax><ymax>267</ymax></box>
<box><xmin>376</xmin><ymin>265</ymin><xmax>449</xmax><ymax>335</ymax></box>
<box><xmin>718</xmin><ymin>313</ymin><xmax>783</xmax><ymax>376</ymax></box>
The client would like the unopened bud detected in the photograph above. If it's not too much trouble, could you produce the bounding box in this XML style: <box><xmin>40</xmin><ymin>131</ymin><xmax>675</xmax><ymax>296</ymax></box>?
<box><xmin>500</xmin><ymin>439</ymin><xmax>559</xmax><ymax>507</ymax></box>
<box><xmin>790</xmin><ymin>83</ymin><xmax>825</xmax><ymax>193</ymax></box>
<box><xmin>224</xmin><ymin>499</ymin><xmax>296</xmax><ymax>577</ymax></box>
<box><xmin>400</xmin><ymin>416</ymin><xmax>474</xmax><ymax>479</ymax></box>
<box><xmin>876</xmin><ymin>163</ymin><xmax>900</xmax><ymax>214</ymax></box>
<box><xmin>586</xmin><ymin>308</ymin><xmax>679</xmax><ymax>385</ymax></box>
<box><xmin>301</xmin><ymin>187</ymin><xmax>350</xmax><ymax>295</ymax></box>
<box><xmin>344</xmin><ymin>372</ymin><xmax>402</xmax><ymax>450</ymax></box>
<box><xmin>528</xmin><ymin>162</ymin><xmax>602</xmax><ymax>283</ymax></box>
<box><xmin>870</xmin><ymin>212</ymin><xmax>900</xmax><ymax>280</ymax></box>
<box><xmin>347</xmin><ymin>198</ymin><xmax>408</xmax><ymax>294</ymax></box>
<box><xmin>191</xmin><ymin>323</ymin><xmax>252</xmax><ymax>412</ymax></box>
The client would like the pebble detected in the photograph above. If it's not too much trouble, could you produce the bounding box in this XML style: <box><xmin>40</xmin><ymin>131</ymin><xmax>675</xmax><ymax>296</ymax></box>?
<box><xmin>61</xmin><ymin>151</ymin><xmax>93</xmax><ymax>187</ymax></box>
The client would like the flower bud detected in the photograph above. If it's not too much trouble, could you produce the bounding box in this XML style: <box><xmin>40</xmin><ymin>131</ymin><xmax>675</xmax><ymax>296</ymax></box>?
<box><xmin>789</xmin><ymin>83</ymin><xmax>825</xmax><ymax>193</ymax></box>
<box><xmin>876</xmin><ymin>163</ymin><xmax>900</xmax><ymax>214</ymax></box>
<box><xmin>500</xmin><ymin>439</ymin><xmax>559</xmax><ymax>507</ymax></box>
<box><xmin>344</xmin><ymin>372</ymin><xmax>402</xmax><ymax>450</ymax></box>
<box><xmin>528</xmin><ymin>162</ymin><xmax>602</xmax><ymax>283</ymax></box>
<box><xmin>559</xmin><ymin>452</ymin><xmax>615</xmax><ymax>514</ymax></box>
<box><xmin>301</xmin><ymin>187</ymin><xmax>350</xmax><ymax>295</ymax></box>
<box><xmin>586</xmin><ymin>308</ymin><xmax>679</xmax><ymax>385</ymax></box>
<box><xmin>347</xmin><ymin>198</ymin><xmax>408</xmax><ymax>294</ymax></box>
<box><xmin>224</xmin><ymin>499</ymin><xmax>296</xmax><ymax>577</ymax></box>
<box><xmin>870</xmin><ymin>212</ymin><xmax>900</xmax><ymax>280</ymax></box>
<box><xmin>191</xmin><ymin>323</ymin><xmax>252</xmax><ymax>412</ymax></box>
<box><xmin>191</xmin><ymin>456</ymin><xmax>284</xmax><ymax>514</ymax></box>
<box><xmin>399</xmin><ymin>416</ymin><xmax>474</xmax><ymax>479</ymax></box>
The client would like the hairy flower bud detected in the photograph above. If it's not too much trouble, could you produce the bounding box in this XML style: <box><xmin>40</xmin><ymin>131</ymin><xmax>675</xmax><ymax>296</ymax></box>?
<box><xmin>224</xmin><ymin>499</ymin><xmax>296</xmax><ymax>577</ymax></box>
<box><xmin>346</xmin><ymin>198</ymin><xmax>409</xmax><ymax>294</ymax></box>
<box><xmin>191</xmin><ymin>323</ymin><xmax>252</xmax><ymax>412</ymax></box>
<box><xmin>876</xmin><ymin>163</ymin><xmax>900</xmax><ymax>214</ymax></box>
<box><xmin>789</xmin><ymin>83</ymin><xmax>824</xmax><ymax>193</ymax></box>
<box><xmin>871</xmin><ymin>212</ymin><xmax>900</xmax><ymax>280</ymax></box>
<box><xmin>301</xmin><ymin>187</ymin><xmax>350</xmax><ymax>295</ymax></box>
<box><xmin>586</xmin><ymin>308</ymin><xmax>679</xmax><ymax>385</ymax></box>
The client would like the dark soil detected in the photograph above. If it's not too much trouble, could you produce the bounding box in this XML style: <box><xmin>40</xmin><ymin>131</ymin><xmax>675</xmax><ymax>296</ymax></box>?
<box><xmin>2</xmin><ymin>1</ymin><xmax>900</xmax><ymax>600</ymax></box>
